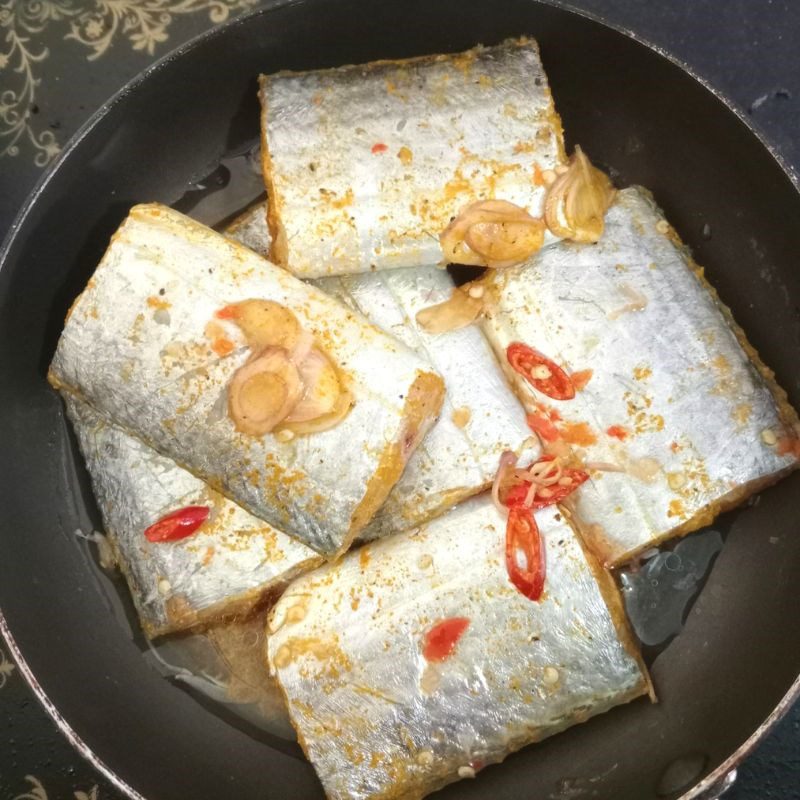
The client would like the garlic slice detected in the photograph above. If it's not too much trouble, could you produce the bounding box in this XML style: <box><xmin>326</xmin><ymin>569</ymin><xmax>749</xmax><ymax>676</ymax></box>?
<box><xmin>415</xmin><ymin>285</ymin><xmax>485</xmax><ymax>334</ymax></box>
<box><xmin>544</xmin><ymin>146</ymin><xmax>615</xmax><ymax>244</ymax></box>
<box><xmin>228</xmin><ymin>347</ymin><xmax>303</xmax><ymax>435</ymax></box>
<box><xmin>440</xmin><ymin>199</ymin><xmax>545</xmax><ymax>268</ymax></box>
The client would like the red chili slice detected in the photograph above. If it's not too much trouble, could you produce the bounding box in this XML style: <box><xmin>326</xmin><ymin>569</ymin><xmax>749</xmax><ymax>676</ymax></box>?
<box><xmin>606</xmin><ymin>425</ymin><xmax>628</xmax><ymax>440</ymax></box>
<box><xmin>526</xmin><ymin>411</ymin><xmax>559</xmax><ymax>441</ymax></box>
<box><xmin>502</xmin><ymin>455</ymin><xmax>556</xmax><ymax>508</ymax></box>
<box><xmin>536</xmin><ymin>403</ymin><xmax>562</xmax><ymax>423</ymax></box>
<box><xmin>371</xmin><ymin>142</ymin><xmax>388</xmax><ymax>154</ymax></box>
<box><xmin>502</xmin><ymin>458</ymin><xmax>588</xmax><ymax>510</ymax></box>
<box><xmin>530</xmin><ymin>469</ymin><xmax>589</xmax><ymax>508</ymax></box>
<box><xmin>144</xmin><ymin>506</ymin><xmax>210</xmax><ymax>542</ymax></box>
<box><xmin>503</xmin><ymin>482</ymin><xmax>529</xmax><ymax>508</ymax></box>
<box><xmin>507</xmin><ymin>342</ymin><xmax>575</xmax><ymax>400</ymax></box>
<box><xmin>423</xmin><ymin>617</ymin><xmax>470</xmax><ymax>662</ymax></box>
<box><xmin>215</xmin><ymin>304</ymin><xmax>239</xmax><ymax>319</ymax></box>
<box><xmin>505</xmin><ymin>506</ymin><xmax>545</xmax><ymax>601</ymax></box>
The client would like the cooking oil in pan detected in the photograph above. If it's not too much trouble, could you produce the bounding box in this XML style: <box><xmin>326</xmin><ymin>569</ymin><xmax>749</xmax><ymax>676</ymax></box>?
<box><xmin>144</xmin><ymin>614</ymin><xmax>298</xmax><ymax>744</ymax></box>
<box><xmin>618</xmin><ymin>527</ymin><xmax>725</xmax><ymax>657</ymax></box>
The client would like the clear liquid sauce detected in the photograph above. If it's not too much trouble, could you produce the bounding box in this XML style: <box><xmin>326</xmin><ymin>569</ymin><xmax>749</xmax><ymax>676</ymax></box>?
<box><xmin>68</xmin><ymin>140</ymin><xmax>734</xmax><ymax>745</ymax></box>
<box><xmin>145</xmin><ymin>617</ymin><xmax>297</xmax><ymax>743</ymax></box>
<box><xmin>618</xmin><ymin>526</ymin><xmax>726</xmax><ymax>662</ymax></box>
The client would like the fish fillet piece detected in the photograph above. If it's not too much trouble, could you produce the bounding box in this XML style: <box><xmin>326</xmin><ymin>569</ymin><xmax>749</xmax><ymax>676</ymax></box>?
<box><xmin>49</xmin><ymin>204</ymin><xmax>445</xmax><ymax>557</ymax></box>
<box><xmin>481</xmin><ymin>186</ymin><xmax>800</xmax><ymax>566</ymax></box>
<box><xmin>64</xmin><ymin>396</ymin><xmax>320</xmax><ymax>638</ymax></box>
<box><xmin>259</xmin><ymin>37</ymin><xmax>565</xmax><ymax>277</ymax></box>
<box><xmin>267</xmin><ymin>495</ymin><xmax>650</xmax><ymax>800</ymax></box>
<box><xmin>318</xmin><ymin>268</ymin><xmax>540</xmax><ymax>538</ymax></box>
<box><xmin>222</xmin><ymin>200</ymin><xmax>539</xmax><ymax>538</ymax></box>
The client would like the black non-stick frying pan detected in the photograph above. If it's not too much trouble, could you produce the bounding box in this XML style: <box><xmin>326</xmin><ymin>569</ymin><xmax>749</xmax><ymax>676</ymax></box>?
<box><xmin>1</xmin><ymin>1</ymin><xmax>799</xmax><ymax>798</ymax></box>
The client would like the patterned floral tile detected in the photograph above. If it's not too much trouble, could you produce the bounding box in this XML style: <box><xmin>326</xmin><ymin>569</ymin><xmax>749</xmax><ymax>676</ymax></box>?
<box><xmin>0</xmin><ymin>1</ymin><xmax>257</xmax><ymax>167</ymax></box>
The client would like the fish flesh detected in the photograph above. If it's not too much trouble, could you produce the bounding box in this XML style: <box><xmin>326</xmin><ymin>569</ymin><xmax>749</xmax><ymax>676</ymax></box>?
<box><xmin>267</xmin><ymin>495</ymin><xmax>651</xmax><ymax>800</ymax></box>
<box><xmin>223</xmin><ymin>202</ymin><xmax>539</xmax><ymax>538</ymax></box>
<box><xmin>480</xmin><ymin>186</ymin><xmax>800</xmax><ymax>566</ymax></box>
<box><xmin>259</xmin><ymin>37</ymin><xmax>565</xmax><ymax>277</ymax></box>
<box><xmin>64</xmin><ymin>396</ymin><xmax>320</xmax><ymax>638</ymax></box>
<box><xmin>223</xmin><ymin>201</ymin><xmax>272</xmax><ymax>257</ymax></box>
<box><xmin>224</xmin><ymin>200</ymin><xmax>272</xmax><ymax>255</ymax></box>
<box><xmin>49</xmin><ymin>204</ymin><xmax>445</xmax><ymax>557</ymax></box>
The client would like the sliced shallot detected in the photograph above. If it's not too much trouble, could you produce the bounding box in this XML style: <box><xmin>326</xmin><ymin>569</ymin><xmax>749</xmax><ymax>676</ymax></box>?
<box><xmin>492</xmin><ymin>450</ymin><xmax>519</xmax><ymax>515</ymax></box>
<box><xmin>544</xmin><ymin>146</ymin><xmax>615</xmax><ymax>244</ymax></box>
<box><xmin>289</xmin><ymin>328</ymin><xmax>315</xmax><ymax>366</ymax></box>
<box><xmin>228</xmin><ymin>347</ymin><xmax>303</xmax><ymax>435</ymax></box>
<box><xmin>415</xmin><ymin>286</ymin><xmax>484</xmax><ymax>334</ymax></box>
<box><xmin>440</xmin><ymin>199</ymin><xmax>545</xmax><ymax>268</ymax></box>
<box><xmin>584</xmin><ymin>461</ymin><xmax>627</xmax><ymax>473</ymax></box>
<box><xmin>217</xmin><ymin>299</ymin><xmax>302</xmax><ymax>351</ymax></box>
<box><xmin>218</xmin><ymin>299</ymin><xmax>353</xmax><ymax>437</ymax></box>
<box><xmin>284</xmin><ymin>348</ymin><xmax>342</xmax><ymax>423</ymax></box>
<box><xmin>279</xmin><ymin>390</ymin><xmax>354</xmax><ymax>436</ymax></box>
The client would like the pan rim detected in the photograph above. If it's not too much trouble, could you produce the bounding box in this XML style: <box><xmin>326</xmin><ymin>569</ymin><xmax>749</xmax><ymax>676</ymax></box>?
<box><xmin>1</xmin><ymin>1</ymin><xmax>798</xmax><ymax>798</ymax></box>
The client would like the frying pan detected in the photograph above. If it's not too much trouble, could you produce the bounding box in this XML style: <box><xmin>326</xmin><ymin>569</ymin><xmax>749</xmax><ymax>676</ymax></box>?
<box><xmin>1</xmin><ymin>1</ymin><xmax>798</xmax><ymax>798</ymax></box>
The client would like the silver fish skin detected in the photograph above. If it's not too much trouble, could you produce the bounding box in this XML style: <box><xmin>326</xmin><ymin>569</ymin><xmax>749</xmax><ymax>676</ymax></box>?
<box><xmin>259</xmin><ymin>37</ymin><xmax>565</xmax><ymax>278</ymax></box>
<box><xmin>318</xmin><ymin>268</ymin><xmax>540</xmax><ymax>539</ymax></box>
<box><xmin>481</xmin><ymin>187</ymin><xmax>800</xmax><ymax>566</ymax></box>
<box><xmin>222</xmin><ymin>202</ymin><xmax>540</xmax><ymax>538</ymax></box>
<box><xmin>49</xmin><ymin>205</ymin><xmax>445</xmax><ymax>557</ymax></box>
<box><xmin>267</xmin><ymin>495</ymin><xmax>650</xmax><ymax>800</ymax></box>
<box><xmin>64</xmin><ymin>396</ymin><xmax>320</xmax><ymax>638</ymax></box>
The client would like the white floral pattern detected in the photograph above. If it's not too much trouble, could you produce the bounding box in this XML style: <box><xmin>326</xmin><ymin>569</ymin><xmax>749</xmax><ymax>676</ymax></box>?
<box><xmin>0</xmin><ymin>644</ymin><xmax>15</xmax><ymax>688</ymax></box>
<box><xmin>0</xmin><ymin>0</ymin><xmax>257</xmax><ymax>166</ymax></box>
<box><xmin>12</xmin><ymin>775</ymin><xmax>48</xmax><ymax>800</ymax></box>
<box><xmin>12</xmin><ymin>775</ymin><xmax>100</xmax><ymax>800</ymax></box>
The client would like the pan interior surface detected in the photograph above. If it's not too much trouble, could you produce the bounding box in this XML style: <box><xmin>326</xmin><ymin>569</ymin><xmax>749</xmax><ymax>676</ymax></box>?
<box><xmin>1</xmin><ymin>1</ymin><xmax>798</xmax><ymax>798</ymax></box>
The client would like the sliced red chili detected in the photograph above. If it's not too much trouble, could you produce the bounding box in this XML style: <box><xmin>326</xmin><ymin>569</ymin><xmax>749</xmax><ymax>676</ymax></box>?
<box><xmin>500</xmin><ymin>454</ymin><xmax>589</xmax><ymax>511</ymax></box>
<box><xmin>606</xmin><ymin>425</ymin><xmax>628</xmax><ymax>440</ymax></box>
<box><xmin>144</xmin><ymin>505</ymin><xmax>210</xmax><ymax>542</ymax></box>
<box><xmin>505</xmin><ymin>506</ymin><xmax>545</xmax><ymax>601</ymax></box>
<box><xmin>536</xmin><ymin>403</ymin><xmax>561</xmax><ymax>423</ymax></box>
<box><xmin>215</xmin><ymin>304</ymin><xmax>239</xmax><ymax>319</ymax></box>
<box><xmin>530</xmin><ymin>468</ymin><xmax>589</xmax><ymax>508</ymax></box>
<box><xmin>501</xmin><ymin>455</ymin><xmax>555</xmax><ymax>508</ymax></box>
<box><xmin>506</xmin><ymin>342</ymin><xmax>575</xmax><ymax>400</ymax></box>
<box><xmin>526</xmin><ymin>411</ymin><xmax>560</xmax><ymax>441</ymax></box>
<box><xmin>503</xmin><ymin>482</ymin><xmax>530</xmax><ymax>508</ymax></box>
<box><xmin>503</xmin><ymin>467</ymin><xmax>588</xmax><ymax>510</ymax></box>
<box><xmin>423</xmin><ymin>617</ymin><xmax>470</xmax><ymax>662</ymax></box>
<box><xmin>371</xmin><ymin>142</ymin><xmax>388</xmax><ymax>154</ymax></box>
